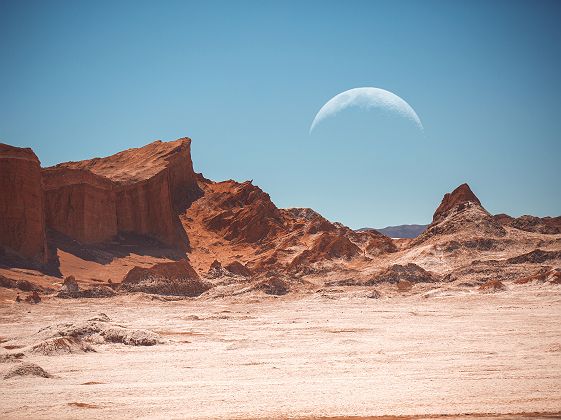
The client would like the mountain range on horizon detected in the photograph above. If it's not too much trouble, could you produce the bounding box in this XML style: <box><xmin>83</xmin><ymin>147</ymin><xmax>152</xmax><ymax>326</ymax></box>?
<box><xmin>358</xmin><ymin>224</ymin><xmax>429</xmax><ymax>239</ymax></box>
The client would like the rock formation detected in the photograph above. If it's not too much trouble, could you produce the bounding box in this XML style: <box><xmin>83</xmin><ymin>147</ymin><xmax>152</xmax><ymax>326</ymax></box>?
<box><xmin>493</xmin><ymin>214</ymin><xmax>561</xmax><ymax>234</ymax></box>
<box><xmin>432</xmin><ymin>183</ymin><xmax>481</xmax><ymax>223</ymax></box>
<box><xmin>42</xmin><ymin>168</ymin><xmax>117</xmax><ymax>244</ymax></box>
<box><xmin>0</xmin><ymin>144</ymin><xmax>47</xmax><ymax>264</ymax></box>
<box><xmin>1</xmin><ymin>138</ymin><xmax>559</xmax><ymax>297</ymax></box>
<box><xmin>413</xmin><ymin>183</ymin><xmax>505</xmax><ymax>244</ymax></box>
<box><xmin>183</xmin><ymin>177</ymin><xmax>397</xmax><ymax>275</ymax></box>
<box><xmin>43</xmin><ymin>138</ymin><xmax>198</xmax><ymax>248</ymax></box>
<box><xmin>120</xmin><ymin>259</ymin><xmax>209</xmax><ymax>296</ymax></box>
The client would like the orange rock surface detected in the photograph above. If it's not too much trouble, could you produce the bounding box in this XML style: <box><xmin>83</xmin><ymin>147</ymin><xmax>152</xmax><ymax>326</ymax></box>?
<box><xmin>44</xmin><ymin>138</ymin><xmax>198</xmax><ymax>248</ymax></box>
<box><xmin>0</xmin><ymin>144</ymin><xmax>47</xmax><ymax>264</ymax></box>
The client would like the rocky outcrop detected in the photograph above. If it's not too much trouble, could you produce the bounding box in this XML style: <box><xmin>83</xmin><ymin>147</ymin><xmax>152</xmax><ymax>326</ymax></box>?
<box><xmin>184</xmin><ymin>177</ymin><xmax>398</xmax><ymax>274</ymax></box>
<box><xmin>0</xmin><ymin>144</ymin><xmax>47</xmax><ymax>264</ymax></box>
<box><xmin>44</xmin><ymin>138</ymin><xmax>198</xmax><ymax>248</ymax></box>
<box><xmin>413</xmin><ymin>183</ymin><xmax>505</xmax><ymax>244</ymax></box>
<box><xmin>432</xmin><ymin>183</ymin><xmax>481</xmax><ymax>223</ymax></box>
<box><xmin>494</xmin><ymin>214</ymin><xmax>561</xmax><ymax>234</ymax></box>
<box><xmin>122</xmin><ymin>259</ymin><xmax>200</xmax><ymax>284</ymax></box>
<box><xmin>478</xmin><ymin>279</ymin><xmax>505</xmax><ymax>293</ymax></box>
<box><xmin>224</xmin><ymin>261</ymin><xmax>252</xmax><ymax>277</ymax></box>
<box><xmin>366</xmin><ymin>263</ymin><xmax>439</xmax><ymax>285</ymax></box>
<box><xmin>120</xmin><ymin>259</ymin><xmax>209</xmax><ymax>296</ymax></box>
<box><xmin>202</xmin><ymin>180</ymin><xmax>284</xmax><ymax>244</ymax></box>
<box><xmin>506</xmin><ymin>249</ymin><xmax>561</xmax><ymax>264</ymax></box>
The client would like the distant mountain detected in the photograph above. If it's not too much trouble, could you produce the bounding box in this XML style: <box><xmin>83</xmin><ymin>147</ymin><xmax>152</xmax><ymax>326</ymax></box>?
<box><xmin>358</xmin><ymin>224</ymin><xmax>428</xmax><ymax>239</ymax></box>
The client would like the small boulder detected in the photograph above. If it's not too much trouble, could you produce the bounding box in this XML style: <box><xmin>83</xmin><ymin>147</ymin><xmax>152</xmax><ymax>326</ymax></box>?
<box><xmin>367</xmin><ymin>289</ymin><xmax>382</xmax><ymax>299</ymax></box>
<box><xmin>225</xmin><ymin>261</ymin><xmax>252</xmax><ymax>277</ymax></box>
<box><xmin>61</xmin><ymin>276</ymin><xmax>80</xmax><ymax>294</ymax></box>
<box><xmin>206</xmin><ymin>260</ymin><xmax>230</xmax><ymax>278</ymax></box>
<box><xmin>397</xmin><ymin>280</ymin><xmax>413</xmax><ymax>292</ymax></box>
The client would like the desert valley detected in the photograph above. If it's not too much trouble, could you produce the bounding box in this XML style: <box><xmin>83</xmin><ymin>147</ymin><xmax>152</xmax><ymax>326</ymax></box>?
<box><xmin>0</xmin><ymin>138</ymin><xmax>560</xmax><ymax>418</ymax></box>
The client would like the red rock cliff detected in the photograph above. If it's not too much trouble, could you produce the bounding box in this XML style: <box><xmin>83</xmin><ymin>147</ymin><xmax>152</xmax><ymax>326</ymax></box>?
<box><xmin>42</xmin><ymin>168</ymin><xmax>118</xmax><ymax>244</ymax></box>
<box><xmin>44</xmin><ymin>138</ymin><xmax>198</xmax><ymax>248</ymax></box>
<box><xmin>0</xmin><ymin>144</ymin><xmax>47</xmax><ymax>263</ymax></box>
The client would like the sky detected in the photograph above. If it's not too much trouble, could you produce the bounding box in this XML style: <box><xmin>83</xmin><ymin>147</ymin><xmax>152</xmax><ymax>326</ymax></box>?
<box><xmin>1</xmin><ymin>0</ymin><xmax>560</xmax><ymax>228</ymax></box>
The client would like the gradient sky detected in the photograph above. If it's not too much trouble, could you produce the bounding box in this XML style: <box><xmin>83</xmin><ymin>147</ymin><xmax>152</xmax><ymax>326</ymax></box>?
<box><xmin>1</xmin><ymin>0</ymin><xmax>560</xmax><ymax>228</ymax></box>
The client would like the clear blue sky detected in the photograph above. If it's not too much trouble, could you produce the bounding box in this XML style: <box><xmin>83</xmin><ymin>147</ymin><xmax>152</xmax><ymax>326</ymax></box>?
<box><xmin>1</xmin><ymin>0</ymin><xmax>560</xmax><ymax>228</ymax></box>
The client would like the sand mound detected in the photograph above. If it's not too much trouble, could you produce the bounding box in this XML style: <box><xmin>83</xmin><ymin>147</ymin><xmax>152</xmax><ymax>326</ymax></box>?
<box><xmin>39</xmin><ymin>316</ymin><xmax>160</xmax><ymax>347</ymax></box>
<box><xmin>479</xmin><ymin>279</ymin><xmax>506</xmax><ymax>293</ymax></box>
<box><xmin>3</xmin><ymin>362</ymin><xmax>52</xmax><ymax>379</ymax></box>
<box><xmin>120</xmin><ymin>275</ymin><xmax>211</xmax><ymax>296</ymax></box>
<box><xmin>366</xmin><ymin>263</ymin><xmax>438</xmax><ymax>285</ymax></box>
<box><xmin>0</xmin><ymin>275</ymin><xmax>43</xmax><ymax>292</ymax></box>
<box><xmin>254</xmin><ymin>277</ymin><xmax>290</xmax><ymax>296</ymax></box>
<box><xmin>121</xmin><ymin>259</ymin><xmax>210</xmax><ymax>296</ymax></box>
<box><xmin>30</xmin><ymin>336</ymin><xmax>95</xmax><ymax>355</ymax></box>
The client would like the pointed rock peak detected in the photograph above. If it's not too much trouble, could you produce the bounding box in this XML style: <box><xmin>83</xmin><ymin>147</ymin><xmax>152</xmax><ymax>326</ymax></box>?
<box><xmin>432</xmin><ymin>183</ymin><xmax>482</xmax><ymax>223</ymax></box>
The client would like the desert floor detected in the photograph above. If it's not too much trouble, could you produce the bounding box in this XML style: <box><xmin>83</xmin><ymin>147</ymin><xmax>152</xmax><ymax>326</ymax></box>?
<box><xmin>1</xmin><ymin>284</ymin><xmax>561</xmax><ymax>419</ymax></box>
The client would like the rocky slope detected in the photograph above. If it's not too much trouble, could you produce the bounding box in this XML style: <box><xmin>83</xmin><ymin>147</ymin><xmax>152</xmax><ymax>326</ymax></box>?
<box><xmin>0</xmin><ymin>138</ymin><xmax>560</xmax><ymax>296</ymax></box>
<box><xmin>391</xmin><ymin>183</ymin><xmax>561</xmax><ymax>285</ymax></box>
<box><xmin>181</xmin><ymin>178</ymin><xmax>397</xmax><ymax>275</ymax></box>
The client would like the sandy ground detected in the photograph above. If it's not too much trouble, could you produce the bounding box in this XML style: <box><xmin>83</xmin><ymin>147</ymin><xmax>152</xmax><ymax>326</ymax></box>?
<box><xmin>1</xmin><ymin>285</ymin><xmax>561</xmax><ymax>419</ymax></box>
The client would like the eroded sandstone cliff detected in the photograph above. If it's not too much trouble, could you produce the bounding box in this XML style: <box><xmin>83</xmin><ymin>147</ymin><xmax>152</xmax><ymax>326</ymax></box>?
<box><xmin>0</xmin><ymin>144</ymin><xmax>47</xmax><ymax>264</ymax></box>
<box><xmin>44</xmin><ymin>138</ymin><xmax>198</xmax><ymax>248</ymax></box>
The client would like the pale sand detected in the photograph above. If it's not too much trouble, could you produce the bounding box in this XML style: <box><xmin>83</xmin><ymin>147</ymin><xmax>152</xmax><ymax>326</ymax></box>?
<box><xmin>1</xmin><ymin>285</ymin><xmax>560</xmax><ymax>419</ymax></box>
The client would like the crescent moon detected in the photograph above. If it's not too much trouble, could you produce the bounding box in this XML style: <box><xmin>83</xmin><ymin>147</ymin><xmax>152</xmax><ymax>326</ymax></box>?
<box><xmin>310</xmin><ymin>87</ymin><xmax>423</xmax><ymax>133</ymax></box>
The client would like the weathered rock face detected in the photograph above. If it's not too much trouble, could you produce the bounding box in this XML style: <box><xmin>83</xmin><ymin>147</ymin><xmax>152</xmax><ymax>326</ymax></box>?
<box><xmin>202</xmin><ymin>180</ymin><xmax>284</xmax><ymax>244</ymax></box>
<box><xmin>184</xmin><ymin>178</ymin><xmax>398</xmax><ymax>274</ymax></box>
<box><xmin>494</xmin><ymin>214</ymin><xmax>561</xmax><ymax>234</ymax></box>
<box><xmin>0</xmin><ymin>144</ymin><xmax>47</xmax><ymax>264</ymax></box>
<box><xmin>432</xmin><ymin>183</ymin><xmax>481</xmax><ymax>223</ymax></box>
<box><xmin>44</xmin><ymin>138</ymin><xmax>198</xmax><ymax>248</ymax></box>
<box><xmin>43</xmin><ymin>168</ymin><xmax>117</xmax><ymax>244</ymax></box>
<box><xmin>413</xmin><ymin>183</ymin><xmax>505</xmax><ymax>244</ymax></box>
